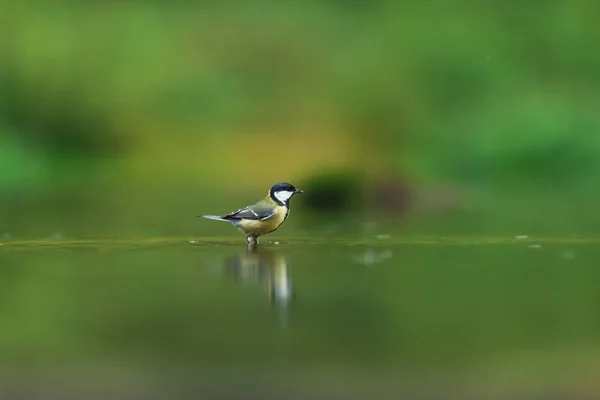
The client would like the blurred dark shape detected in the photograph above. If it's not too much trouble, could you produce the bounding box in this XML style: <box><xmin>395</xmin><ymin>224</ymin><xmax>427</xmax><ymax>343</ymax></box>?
<box><xmin>301</xmin><ymin>170</ymin><xmax>366</xmax><ymax>213</ymax></box>
<box><xmin>302</xmin><ymin>170</ymin><xmax>417</xmax><ymax>216</ymax></box>
<box><xmin>0</xmin><ymin>67</ymin><xmax>123</xmax><ymax>156</ymax></box>
<box><xmin>413</xmin><ymin>184</ymin><xmax>462</xmax><ymax>214</ymax></box>
<box><xmin>368</xmin><ymin>174</ymin><xmax>413</xmax><ymax>215</ymax></box>
<box><xmin>369</xmin><ymin>175</ymin><xmax>461</xmax><ymax>215</ymax></box>
<box><xmin>224</xmin><ymin>246</ymin><xmax>294</xmax><ymax>308</ymax></box>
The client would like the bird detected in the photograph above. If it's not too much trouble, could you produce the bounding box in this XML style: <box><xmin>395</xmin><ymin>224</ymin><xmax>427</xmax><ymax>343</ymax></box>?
<box><xmin>199</xmin><ymin>182</ymin><xmax>303</xmax><ymax>245</ymax></box>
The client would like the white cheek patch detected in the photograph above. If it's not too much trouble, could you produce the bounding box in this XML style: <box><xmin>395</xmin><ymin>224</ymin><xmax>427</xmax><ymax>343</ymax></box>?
<box><xmin>275</xmin><ymin>190</ymin><xmax>295</xmax><ymax>203</ymax></box>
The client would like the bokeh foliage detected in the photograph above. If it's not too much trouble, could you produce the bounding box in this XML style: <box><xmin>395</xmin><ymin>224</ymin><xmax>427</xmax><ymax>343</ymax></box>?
<box><xmin>2</xmin><ymin>0</ymin><xmax>600</xmax><ymax>236</ymax></box>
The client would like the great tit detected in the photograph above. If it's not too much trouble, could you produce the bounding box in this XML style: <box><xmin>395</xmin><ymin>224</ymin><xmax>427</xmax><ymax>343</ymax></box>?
<box><xmin>199</xmin><ymin>182</ymin><xmax>303</xmax><ymax>245</ymax></box>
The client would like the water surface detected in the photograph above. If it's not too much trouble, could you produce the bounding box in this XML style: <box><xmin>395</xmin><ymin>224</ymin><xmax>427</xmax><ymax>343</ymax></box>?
<box><xmin>1</xmin><ymin>237</ymin><xmax>599</xmax><ymax>399</ymax></box>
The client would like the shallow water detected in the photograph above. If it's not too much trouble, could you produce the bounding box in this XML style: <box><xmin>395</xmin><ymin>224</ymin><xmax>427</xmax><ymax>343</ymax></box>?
<box><xmin>1</xmin><ymin>237</ymin><xmax>600</xmax><ymax>399</ymax></box>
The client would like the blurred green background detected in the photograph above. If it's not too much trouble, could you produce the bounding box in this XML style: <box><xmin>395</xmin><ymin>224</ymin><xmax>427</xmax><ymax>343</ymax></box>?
<box><xmin>3</xmin><ymin>2</ymin><xmax>600</xmax><ymax>398</ymax></box>
<box><xmin>3</xmin><ymin>0</ymin><xmax>600</xmax><ymax>239</ymax></box>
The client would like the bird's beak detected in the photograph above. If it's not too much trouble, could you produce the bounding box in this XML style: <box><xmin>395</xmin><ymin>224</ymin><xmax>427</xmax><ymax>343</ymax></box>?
<box><xmin>294</xmin><ymin>189</ymin><xmax>303</xmax><ymax>194</ymax></box>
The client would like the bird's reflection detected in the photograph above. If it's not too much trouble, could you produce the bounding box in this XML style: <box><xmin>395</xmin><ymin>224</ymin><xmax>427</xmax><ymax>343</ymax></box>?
<box><xmin>214</xmin><ymin>246</ymin><xmax>294</xmax><ymax>308</ymax></box>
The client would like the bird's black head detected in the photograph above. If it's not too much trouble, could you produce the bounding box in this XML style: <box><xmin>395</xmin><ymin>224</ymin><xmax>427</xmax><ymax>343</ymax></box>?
<box><xmin>269</xmin><ymin>182</ymin><xmax>303</xmax><ymax>205</ymax></box>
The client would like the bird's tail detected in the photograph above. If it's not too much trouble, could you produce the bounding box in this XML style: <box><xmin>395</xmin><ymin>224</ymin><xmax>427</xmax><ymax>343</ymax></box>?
<box><xmin>198</xmin><ymin>215</ymin><xmax>229</xmax><ymax>222</ymax></box>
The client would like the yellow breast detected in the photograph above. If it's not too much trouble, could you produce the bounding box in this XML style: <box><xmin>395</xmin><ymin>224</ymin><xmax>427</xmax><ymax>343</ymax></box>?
<box><xmin>237</xmin><ymin>206</ymin><xmax>289</xmax><ymax>236</ymax></box>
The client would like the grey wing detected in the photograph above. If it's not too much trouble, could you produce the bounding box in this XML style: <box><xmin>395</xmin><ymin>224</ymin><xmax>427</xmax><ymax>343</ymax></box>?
<box><xmin>225</xmin><ymin>203</ymin><xmax>275</xmax><ymax>221</ymax></box>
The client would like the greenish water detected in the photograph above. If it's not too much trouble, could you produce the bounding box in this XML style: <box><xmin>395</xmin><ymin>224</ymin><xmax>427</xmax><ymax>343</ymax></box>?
<box><xmin>1</xmin><ymin>237</ymin><xmax>600</xmax><ymax>399</ymax></box>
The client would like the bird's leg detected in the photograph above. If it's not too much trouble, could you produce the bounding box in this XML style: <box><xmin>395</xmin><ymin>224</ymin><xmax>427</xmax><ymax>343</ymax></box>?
<box><xmin>247</xmin><ymin>235</ymin><xmax>258</xmax><ymax>246</ymax></box>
